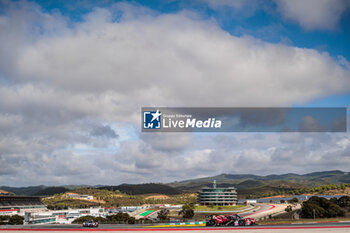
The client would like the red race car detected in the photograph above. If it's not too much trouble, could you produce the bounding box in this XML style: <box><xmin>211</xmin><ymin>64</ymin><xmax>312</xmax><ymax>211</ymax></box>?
<box><xmin>206</xmin><ymin>214</ymin><xmax>255</xmax><ymax>226</ymax></box>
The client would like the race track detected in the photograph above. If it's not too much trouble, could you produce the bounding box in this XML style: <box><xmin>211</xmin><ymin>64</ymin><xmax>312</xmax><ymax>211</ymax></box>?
<box><xmin>0</xmin><ymin>204</ymin><xmax>348</xmax><ymax>232</ymax></box>
<box><xmin>1</xmin><ymin>222</ymin><xmax>350</xmax><ymax>232</ymax></box>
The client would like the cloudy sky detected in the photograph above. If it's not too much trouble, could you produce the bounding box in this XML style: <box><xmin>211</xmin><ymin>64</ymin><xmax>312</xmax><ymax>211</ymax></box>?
<box><xmin>0</xmin><ymin>0</ymin><xmax>349</xmax><ymax>186</ymax></box>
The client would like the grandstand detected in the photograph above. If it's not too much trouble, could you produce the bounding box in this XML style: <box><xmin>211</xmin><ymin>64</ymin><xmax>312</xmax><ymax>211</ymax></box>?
<box><xmin>0</xmin><ymin>196</ymin><xmax>47</xmax><ymax>215</ymax></box>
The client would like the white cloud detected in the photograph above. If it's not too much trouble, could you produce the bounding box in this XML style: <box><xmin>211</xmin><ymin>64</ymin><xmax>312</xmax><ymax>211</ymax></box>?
<box><xmin>8</xmin><ymin>7</ymin><xmax>350</xmax><ymax>112</ymax></box>
<box><xmin>0</xmin><ymin>2</ymin><xmax>350</xmax><ymax>185</ymax></box>
<box><xmin>275</xmin><ymin>0</ymin><xmax>350</xmax><ymax>30</ymax></box>
<box><xmin>299</xmin><ymin>115</ymin><xmax>323</xmax><ymax>132</ymax></box>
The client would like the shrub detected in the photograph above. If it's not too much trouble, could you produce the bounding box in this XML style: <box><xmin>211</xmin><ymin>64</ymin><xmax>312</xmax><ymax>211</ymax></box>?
<box><xmin>8</xmin><ymin>215</ymin><xmax>24</xmax><ymax>225</ymax></box>
<box><xmin>157</xmin><ymin>209</ymin><xmax>169</xmax><ymax>221</ymax></box>
<box><xmin>179</xmin><ymin>203</ymin><xmax>194</xmax><ymax>220</ymax></box>
<box><xmin>338</xmin><ymin>196</ymin><xmax>350</xmax><ymax>207</ymax></box>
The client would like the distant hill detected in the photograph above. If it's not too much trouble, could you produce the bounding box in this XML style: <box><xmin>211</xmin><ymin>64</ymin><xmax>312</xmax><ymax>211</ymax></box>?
<box><xmin>1</xmin><ymin>170</ymin><xmax>349</xmax><ymax>198</ymax></box>
<box><xmin>99</xmin><ymin>183</ymin><xmax>182</xmax><ymax>195</ymax></box>
<box><xmin>0</xmin><ymin>189</ymin><xmax>15</xmax><ymax>195</ymax></box>
<box><xmin>168</xmin><ymin>170</ymin><xmax>350</xmax><ymax>197</ymax></box>
<box><xmin>0</xmin><ymin>185</ymin><xmax>84</xmax><ymax>196</ymax></box>
<box><xmin>0</xmin><ymin>185</ymin><xmax>46</xmax><ymax>196</ymax></box>
<box><xmin>34</xmin><ymin>187</ymin><xmax>70</xmax><ymax>196</ymax></box>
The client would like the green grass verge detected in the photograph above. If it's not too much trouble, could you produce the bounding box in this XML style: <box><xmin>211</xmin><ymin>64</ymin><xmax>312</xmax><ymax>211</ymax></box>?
<box><xmin>139</xmin><ymin>210</ymin><xmax>156</xmax><ymax>217</ymax></box>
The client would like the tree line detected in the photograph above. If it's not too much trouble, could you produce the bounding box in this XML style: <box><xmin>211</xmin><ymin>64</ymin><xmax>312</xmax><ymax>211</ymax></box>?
<box><xmin>257</xmin><ymin>183</ymin><xmax>350</xmax><ymax>198</ymax></box>
<box><xmin>301</xmin><ymin>196</ymin><xmax>350</xmax><ymax>218</ymax></box>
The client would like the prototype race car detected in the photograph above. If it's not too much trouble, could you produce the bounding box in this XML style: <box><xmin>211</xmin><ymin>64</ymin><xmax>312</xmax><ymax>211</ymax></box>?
<box><xmin>82</xmin><ymin>220</ymin><xmax>99</xmax><ymax>227</ymax></box>
<box><xmin>206</xmin><ymin>214</ymin><xmax>255</xmax><ymax>226</ymax></box>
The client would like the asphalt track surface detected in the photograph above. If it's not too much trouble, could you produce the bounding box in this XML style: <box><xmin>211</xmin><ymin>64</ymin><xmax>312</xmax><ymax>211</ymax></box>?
<box><xmin>1</xmin><ymin>222</ymin><xmax>350</xmax><ymax>232</ymax></box>
<box><xmin>240</xmin><ymin>204</ymin><xmax>273</xmax><ymax>217</ymax></box>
